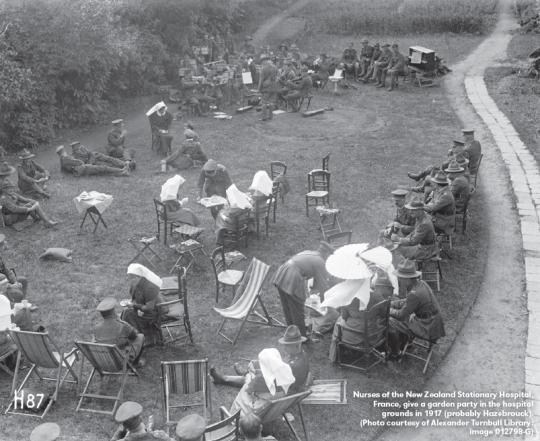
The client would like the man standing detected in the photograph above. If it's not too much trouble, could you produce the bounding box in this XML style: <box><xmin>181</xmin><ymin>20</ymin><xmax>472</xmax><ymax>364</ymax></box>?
<box><xmin>257</xmin><ymin>54</ymin><xmax>278</xmax><ymax>121</ymax></box>
<box><xmin>388</xmin><ymin>259</ymin><xmax>445</xmax><ymax>357</ymax></box>
<box><xmin>424</xmin><ymin>171</ymin><xmax>456</xmax><ymax>235</ymax></box>
<box><xmin>197</xmin><ymin>159</ymin><xmax>232</xmax><ymax>218</ymax></box>
<box><xmin>272</xmin><ymin>242</ymin><xmax>333</xmax><ymax>337</ymax></box>
<box><xmin>380</xmin><ymin>43</ymin><xmax>406</xmax><ymax>91</ymax></box>
<box><xmin>462</xmin><ymin>129</ymin><xmax>482</xmax><ymax>174</ymax></box>
<box><xmin>93</xmin><ymin>297</ymin><xmax>145</xmax><ymax>367</ymax></box>
<box><xmin>56</xmin><ymin>145</ymin><xmax>129</xmax><ymax>177</ymax></box>
<box><xmin>148</xmin><ymin>102</ymin><xmax>173</xmax><ymax>154</ymax></box>
<box><xmin>358</xmin><ymin>39</ymin><xmax>374</xmax><ymax>79</ymax></box>
<box><xmin>17</xmin><ymin>149</ymin><xmax>50</xmax><ymax>198</ymax></box>
<box><xmin>106</xmin><ymin>119</ymin><xmax>136</xmax><ymax>169</ymax></box>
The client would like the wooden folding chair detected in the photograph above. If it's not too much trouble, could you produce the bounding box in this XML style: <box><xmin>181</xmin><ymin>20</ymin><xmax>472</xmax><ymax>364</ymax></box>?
<box><xmin>214</xmin><ymin>258</ymin><xmax>284</xmax><ymax>345</ymax></box>
<box><xmin>205</xmin><ymin>407</ymin><xmax>241</xmax><ymax>441</ymax></box>
<box><xmin>305</xmin><ymin>170</ymin><xmax>330</xmax><ymax>217</ymax></box>
<box><xmin>6</xmin><ymin>330</ymin><xmax>79</xmax><ymax>418</ymax></box>
<box><xmin>161</xmin><ymin>359</ymin><xmax>212</xmax><ymax>426</ymax></box>
<box><xmin>74</xmin><ymin>341</ymin><xmax>138</xmax><ymax>416</ymax></box>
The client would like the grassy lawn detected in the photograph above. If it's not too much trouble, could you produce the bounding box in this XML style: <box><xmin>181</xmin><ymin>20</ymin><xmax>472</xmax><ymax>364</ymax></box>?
<box><xmin>0</xmin><ymin>20</ymin><xmax>492</xmax><ymax>439</ymax></box>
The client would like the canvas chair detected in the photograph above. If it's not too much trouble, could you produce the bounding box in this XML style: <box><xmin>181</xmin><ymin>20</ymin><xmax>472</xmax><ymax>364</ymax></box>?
<box><xmin>161</xmin><ymin>359</ymin><xmax>212</xmax><ymax>425</ymax></box>
<box><xmin>214</xmin><ymin>258</ymin><xmax>284</xmax><ymax>345</ymax></box>
<box><xmin>153</xmin><ymin>198</ymin><xmax>182</xmax><ymax>245</ymax></box>
<box><xmin>204</xmin><ymin>407</ymin><xmax>241</xmax><ymax>441</ymax></box>
<box><xmin>0</xmin><ymin>345</ymin><xmax>17</xmax><ymax>376</ymax></box>
<box><xmin>156</xmin><ymin>266</ymin><xmax>193</xmax><ymax>345</ymax></box>
<box><xmin>74</xmin><ymin>341</ymin><xmax>139</xmax><ymax>416</ymax></box>
<box><xmin>211</xmin><ymin>246</ymin><xmax>244</xmax><ymax>303</ymax></box>
<box><xmin>305</xmin><ymin>170</ymin><xmax>330</xmax><ymax>217</ymax></box>
<box><xmin>336</xmin><ymin>299</ymin><xmax>390</xmax><ymax>372</ymax></box>
<box><xmin>221</xmin><ymin>390</ymin><xmax>312</xmax><ymax>441</ymax></box>
<box><xmin>6</xmin><ymin>330</ymin><xmax>79</xmax><ymax>418</ymax></box>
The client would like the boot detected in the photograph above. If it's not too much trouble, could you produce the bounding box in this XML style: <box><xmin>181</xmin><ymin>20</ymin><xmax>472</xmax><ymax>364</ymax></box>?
<box><xmin>209</xmin><ymin>367</ymin><xmax>226</xmax><ymax>385</ymax></box>
<box><xmin>407</xmin><ymin>172</ymin><xmax>424</xmax><ymax>181</ymax></box>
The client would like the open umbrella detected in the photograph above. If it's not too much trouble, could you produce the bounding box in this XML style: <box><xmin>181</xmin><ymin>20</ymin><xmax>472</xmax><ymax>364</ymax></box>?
<box><xmin>325</xmin><ymin>251</ymin><xmax>372</xmax><ymax>280</ymax></box>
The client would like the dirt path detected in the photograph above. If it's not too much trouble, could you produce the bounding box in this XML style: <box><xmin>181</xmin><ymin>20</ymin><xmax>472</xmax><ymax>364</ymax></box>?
<box><xmin>378</xmin><ymin>1</ymin><xmax>528</xmax><ymax>439</ymax></box>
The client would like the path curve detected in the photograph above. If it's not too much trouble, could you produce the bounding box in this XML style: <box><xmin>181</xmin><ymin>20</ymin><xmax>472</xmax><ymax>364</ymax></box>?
<box><xmin>378</xmin><ymin>0</ymin><xmax>530</xmax><ymax>439</ymax></box>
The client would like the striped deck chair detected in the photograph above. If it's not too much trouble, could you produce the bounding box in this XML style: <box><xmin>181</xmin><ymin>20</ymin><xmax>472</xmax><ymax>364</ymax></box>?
<box><xmin>161</xmin><ymin>359</ymin><xmax>212</xmax><ymax>426</ymax></box>
<box><xmin>214</xmin><ymin>258</ymin><xmax>284</xmax><ymax>345</ymax></box>
<box><xmin>74</xmin><ymin>341</ymin><xmax>138</xmax><ymax>416</ymax></box>
<box><xmin>6</xmin><ymin>330</ymin><xmax>79</xmax><ymax>418</ymax></box>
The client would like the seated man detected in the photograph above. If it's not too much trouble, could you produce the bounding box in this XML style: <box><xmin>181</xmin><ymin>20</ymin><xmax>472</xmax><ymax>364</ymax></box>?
<box><xmin>379</xmin><ymin>43</ymin><xmax>406</xmax><ymax>91</ymax></box>
<box><xmin>17</xmin><ymin>149</ymin><xmax>50</xmax><ymax>198</ymax></box>
<box><xmin>379</xmin><ymin>188</ymin><xmax>415</xmax><ymax>240</ymax></box>
<box><xmin>0</xmin><ymin>255</ymin><xmax>28</xmax><ymax>304</ymax></box>
<box><xmin>311</xmin><ymin>53</ymin><xmax>331</xmax><ymax>88</ymax></box>
<box><xmin>358</xmin><ymin>39</ymin><xmax>374</xmax><ymax>78</ymax></box>
<box><xmin>71</xmin><ymin>141</ymin><xmax>127</xmax><ymax>169</ymax></box>
<box><xmin>111</xmin><ymin>401</ymin><xmax>175</xmax><ymax>441</ymax></box>
<box><xmin>424</xmin><ymin>171</ymin><xmax>456</xmax><ymax>235</ymax></box>
<box><xmin>56</xmin><ymin>145</ymin><xmax>129</xmax><ymax>177</ymax></box>
<box><xmin>165</xmin><ymin>131</ymin><xmax>208</xmax><ymax>171</ymax></box>
<box><xmin>198</xmin><ymin>159</ymin><xmax>233</xmax><ymax>219</ymax></box>
<box><xmin>122</xmin><ymin>264</ymin><xmax>165</xmax><ymax>346</ymax></box>
<box><xmin>179</xmin><ymin>73</ymin><xmax>203</xmax><ymax>117</ymax></box>
<box><xmin>371</xmin><ymin>43</ymin><xmax>392</xmax><ymax>85</ymax></box>
<box><xmin>283</xmin><ymin>66</ymin><xmax>312</xmax><ymax>112</ymax></box>
<box><xmin>388</xmin><ymin>259</ymin><xmax>445</xmax><ymax>358</ymax></box>
<box><xmin>93</xmin><ymin>297</ymin><xmax>145</xmax><ymax>367</ymax></box>
<box><xmin>0</xmin><ymin>163</ymin><xmax>58</xmax><ymax>228</ymax></box>
<box><xmin>445</xmin><ymin>160</ymin><xmax>470</xmax><ymax>210</ymax></box>
<box><xmin>360</xmin><ymin>42</ymin><xmax>381</xmax><ymax>81</ymax></box>
<box><xmin>408</xmin><ymin>139</ymin><xmax>468</xmax><ymax>183</ymax></box>
<box><xmin>341</xmin><ymin>42</ymin><xmax>359</xmax><ymax>79</ymax></box>
<box><xmin>392</xmin><ymin>198</ymin><xmax>437</xmax><ymax>261</ymax></box>
<box><xmin>106</xmin><ymin>119</ymin><xmax>136</xmax><ymax>169</ymax></box>
<box><xmin>240</xmin><ymin>413</ymin><xmax>277</xmax><ymax>441</ymax></box>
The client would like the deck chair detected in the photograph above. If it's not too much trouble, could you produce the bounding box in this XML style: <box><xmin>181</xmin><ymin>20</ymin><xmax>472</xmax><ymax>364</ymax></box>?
<box><xmin>161</xmin><ymin>359</ymin><xmax>212</xmax><ymax>425</ymax></box>
<box><xmin>74</xmin><ymin>341</ymin><xmax>138</xmax><ymax>416</ymax></box>
<box><xmin>204</xmin><ymin>407</ymin><xmax>241</xmax><ymax>441</ymax></box>
<box><xmin>222</xmin><ymin>390</ymin><xmax>312</xmax><ymax>441</ymax></box>
<box><xmin>214</xmin><ymin>258</ymin><xmax>283</xmax><ymax>345</ymax></box>
<box><xmin>6</xmin><ymin>330</ymin><xmax>79</xmax><ymax>418</ymax></box>
<box><xmin>0</xmin><ymin>345</ymin><xmax>17</xmax><ymax>376</ymax></box>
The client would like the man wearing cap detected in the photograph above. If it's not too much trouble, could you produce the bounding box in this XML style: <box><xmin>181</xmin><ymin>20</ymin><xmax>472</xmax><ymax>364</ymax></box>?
<box><xmin>360</xmin><ymin>43</ymin><xmax>381</xmax><ymax>81</ymax></box>
<box><xmin>370</xmin><ymin>44</ymin><xmax>392</xmax><ymax>85</ymax></box>
<box><xmin>56</xmin><ymin>145</ymin><xmax>129</xmax><ymax>177</ymax></box>
<box><xmin>71</xmin><ymin>141</ymin><xmax>127</xmax><ymax>170</ymax></box>
<box><xmin>392</xmin><ymin>198</ymin><xmax>437</xmax><ymax>260</ymax></box>
<box><xmin>462</xmin><ymin>129</ymin><xmax>482</xmax><ymax>175</ymax></box>
<box><xmin>408</xmin><ymin>140</ymin><xmax>468</xmax><ymax>184</ymax></box>
<box><xmin>388</xmin><ymin>259</ymin><xmax>445</xmax><ymax>357</ymax></box>
<box><xmin>380</xmin><ymin>188</ymin><xmax>415</xmax><ymax>240</ymax></box>
<box><xmin>0</xmin><ymin>162</ymin><xmax>58</xmax><ymax>227</ymax></box>
<box><xmin>341</xmin><ymin>42</ymin><xmax>359</xmax><ymax>80</ymax></box>
<box><xmin>424</xmin><ymin>171</ymin><xmax>456</xmax><ymax>235</ymax></box>
<box><xmin>94</xmin><ymin>297</ymin><xmax>145</xmax><ymax>367</ymax></box>
<box><xmin>257</xmin><ymin>55</ymin><xmax>278</xmax><ymax>121</ymax></box>
<box><xmin>30</xmin><ymin>422</ymin><xmax>61</xmax><ymax>441</ymax></box>
<box><xmin>148</xmin><ymin>102</ymin><xmax>173</xmax><ymax>154</ymax></box>
<box><xmin>358</xmin><ymin>39</ymin><xmax>374</xmax><ymax>79</ymax></box>
<box><xmin>111</xmin><ymin>401</ymin><xmax>174</xmax><ymax>440</ymax></box>
<box><xmin>17</xmin><ymin>149</ymin><xmax>50</xmax><ymax>198</ymax></box>
<box><xmin>175</xmin><ymin>414</ymin><xmax>206</xmax><ymax>441</ymax></box>
<box><xmin>272</xmin><ymin>242</ymin><xmax>333</xmax><ymax>337</ymax></box>
<box><xmin>240</xmin><ymin>413</ymin><xmax>277</xmax><ymax>441</ymax></box>
<box><xmin>197</xmin><ymin>159</ymin><xmax>232</xmax><ymax>218</ymax></box>
<box><xmin>165</xmin><ymin>129</ymin><xmax>207</xmax><ymax>171</ymax></box>
<box><xmin>379</xmin><ymin>43</ymin><xmax>406</xmax><ymax>91</ymax></box>
<box><xmin>283</xmin><ymin>66</ymin><xmax>312</xmax><ymax>112</ymax></box>
<box><xmin>445</xmin><ymin>160</ymin><xmax>470</xmax><ymax>209</ymax></box>
<box><xmin>106</xmin><ymin>119</ymin><xmax>136</xmax><ymax>169</ymax></box>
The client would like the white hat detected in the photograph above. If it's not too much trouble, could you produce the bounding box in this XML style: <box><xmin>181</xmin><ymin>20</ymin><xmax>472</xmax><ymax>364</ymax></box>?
<box><xmin>127</xmin><ymin>263</ymin><xmax>163</xmax><ymax>288</ymax></box>
<box><xmin>249</xmin><ymin>171</ymin><xmax>273</xmax><ymax>196</ymax></box>
<box><xmin>226</xmin><ymin>184</ymin><xmax>252</xmax><ymax>210</ymax></box>
<box><xmin>160</xmin><ymin>175</ymin><xmax>186</xmax><ymax>202</ymax></box>
<box><xmin>145</xmin><ymin>101</ymin><xmax>167</xmax><ymax>117</ymax></box>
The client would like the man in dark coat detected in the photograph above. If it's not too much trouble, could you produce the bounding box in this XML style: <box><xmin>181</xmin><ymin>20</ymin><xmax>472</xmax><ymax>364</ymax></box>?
<box><xmin>371</xmin><ymin>44</ymin><xmax>392</xmax><ymax>85</ymax></box>
<box><xmin>56</xmin><ymin>145</ymin><xmax>129</xmax><ymax>177</ymax></box>
<box><xmin>462</xmin><ymin>129</ymin><xmax>482</xmax><ymax>175</ymax></box>
<box><xmin>341</xmin><ymin>42</ymin><xmax>359</xmax><ymax>79</ymax></box>
<box><xmin>445</xmin><ymin>160</ymin><xmax>470</xmax><ymax>210</ymax></box>
<box><xmin>380</xmin><ymin>188</ymin><xmax>415</xmax><ymax>240</ymax></box>
<box><xmin>379</xmin><ymin>43</ymin><xmax>407</xmax><ymax>91</ymax></box>
<box><xmin>358</xmin><ymin>39</ymin><xmax>374</xmax><ymax>79</ymax></box>
<box><xmin>424</xmin><ymin>171</ymin><xmax>456</xmax><ymax>235</ymax></box>
<box><xmin>71</xmin><ymin>141</ymin><xmax>127</xmax><ymax>169</ymax></box>
<box><xmin>272</xmin><ymin>242</ymin><xmax>334</xmax><ymax>337</ymax></box>
<box><xmin>197</xmin><ymin>159</ymin><xmax>233</xmax><ymax>219</ymax></box>
<box><xmin>283</xmin><ymin>66</ymin><xmax>312</xmax><ymax>112</ymax></box>
<box><xmin>257</xmin><ymin>55</ymin><xmax>278</xmax><ymax>121</ymax></box>
<box><xmin>106</xmin><ymin>119</ymin><xmax>136</xmax><ymax>168</ymax></box>
<box><xmin>388</xmin><ymin>259</ymin><xmax>445</xmax><ymax>357</ymax></box>
<box><xmin>17</xmin><ymin>149</ymin><xmax>50</xmax><ymax>198</ymax></box>
<box><xmin>148</xmin><ymin>102</ymin><xmax>173</xmax><ymax>154</ymax></box>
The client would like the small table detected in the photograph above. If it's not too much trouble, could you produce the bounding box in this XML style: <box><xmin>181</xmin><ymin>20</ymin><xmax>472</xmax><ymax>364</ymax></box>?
<box><xmin>74</xmin><ymin>192</ymin><xmax>113</xmax><ymax>234</ymax></box>
<box><xmin>169</xmin><ymin>239</ymin><xmax>207</xmax><ymax>273</ymax></box>
<box><xmin>128</xmin><ymin>236</ymin><xmax>162</xmax><ymax>272</ymax></box>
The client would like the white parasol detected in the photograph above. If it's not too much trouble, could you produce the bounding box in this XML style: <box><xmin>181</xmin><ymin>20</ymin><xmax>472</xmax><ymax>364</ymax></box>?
<box><xmin>325</xmin><ymin>251</ymin><xmax>372</xmax><ymax>280</ymax></box>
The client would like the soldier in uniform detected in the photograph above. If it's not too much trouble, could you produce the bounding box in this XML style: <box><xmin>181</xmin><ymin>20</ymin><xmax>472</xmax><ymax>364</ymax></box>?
<box><xmin>379</xmin><ymin>43</ymin><xmax>406</xmax><ymax>91</ymax></box>
<box><xmin>175</xmin><ymin>414</ymin><xmax>206</xmax><ymax>441</ymax></box>
<box><xmin>111</xmin><ymin>401</ymin><xmax>174</xmax><ymax>440</ymax></box>
<box><xmin>106</xmin><ymin>119</ymin><xmax>136</xmax><ymax>169</ymax></box>
<box><xmin>445</xmin><ymin>160</ymin><xmax>470</xmax><ymax>211</ymax></box>
<box><xmin>71</xmin><ymin>141</ymin><xmax>127</xmax><ymax>170</ymax></box>
<box><xmin>392</xmin><ymin>198</ymin><xmax>437</xmax><ymax>261</ymax></box>
<box><xmin>388</xmin><ymin>259</ymin><xmax>445</xmax><ymax>357</ymax></box>
<box><xmin>424</xmin><ymin>171</ymin><xmax>456</xmax><ymax>235</ymax></box>
<box><xmin>370</xmin><ymin>44</ymin><xmax>392</xmax><ymax>85</ymax></box>
<box><xmin>257</xmin><ymin>54</ymin><xmax>278</xmax><ymax>121</ymax></box>
<box><xmin>360</xmin><ymin>43</ymin><xmax>381</xmax><ymax>82</ymax></box>
<box><xmin>283</xmin><ymin>66</ymin><xmax>312</xmax><ymax>112</ymax></box>
<box><xmin>462</xmin><ymin>129</ymin><xmax>482</xmax><ymax>175</ymax></box>
<box><xmin>17</xmin><ymin>149</ymin><xmax>50</xmax><ymax>198</ymax></box>
<box><xmin>380</xmin><ymin>188</ymin><xmax>415</xmax><ymax>240</ymax></box>
<box><xmin>56</xmin><ymin>145</ymin><xmax>129</xmax><ymax>177</ymax></box>
<box><xmin>358</xmin><ymin>39</ymin><xmax>374</xmax><ymax>79</ymax></box>
<box><xmin>341</xmin><ymin>42</ymin><xmax>359</xmax><ymax>79</ymax></box>
<box><xmin>93</xmin><ymin>297</ymin><xmax>145</xmax><ymax>367</ymax></box>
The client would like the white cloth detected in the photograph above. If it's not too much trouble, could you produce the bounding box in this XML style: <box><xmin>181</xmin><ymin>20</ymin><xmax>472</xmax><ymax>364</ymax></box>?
<box><xmin>325</xmin><ymin>253</ymin><xmax>372</xmax><ymax>280</ymax></box>
<box><xmin>249</xmin><ymin>171</ymin><xmax>273</xmax><ymax>196</ymax></box>
<box><xmin>321</xmin><ymin>279</ymin><xmax>371</xmax><ymax>311</ymax></box>
<box><xmin>258</xmin><ymin>348</ymin><xmax>295</xmax><ymax>396</ymax></box>
<box><xmin>226</xmin><ymin>184</ymin><xmax>253</xmax><ymax>210</ymax></box>
<box><xmin>146</xmin><ymin>101</ymin><xmax>166</xmax><ymax>117</ymax></box>
<box><xmin>0</xmin><ymin>294</ymin><xmax>12</xmax><ymax>331</ymax></box>
<box><xmin>160</xmin><ymin>175</ymin><xmax>186</xmax><ymax>202</ymax></box>
<box><xmin>127</xmin><ymin>263</ymin><xmax>163</xmax><ymax>289</ymax></box>
<box><xmin>73</xmin><ymin>191</ymin><xmax>113</xmax><ymax>214</ymax></box>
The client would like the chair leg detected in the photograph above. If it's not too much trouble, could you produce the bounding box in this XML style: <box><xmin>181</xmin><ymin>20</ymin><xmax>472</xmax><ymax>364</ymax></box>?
<box><xmin>305</xmin><ymin>196</ymin><xmax>309</xmax><ymax>217</ymax></box>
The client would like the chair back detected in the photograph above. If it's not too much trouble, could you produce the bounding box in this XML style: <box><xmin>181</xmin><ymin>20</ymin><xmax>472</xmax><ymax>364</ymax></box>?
<box><xmin>74</xmin><ymin>341</ymin><xmax>127</xmax><ymax>375</ymax></box>
<box><xmin>204</xmin><ymin>408</ymin><xmax>240</xmax><ymax>441</ymax></box>
<box><xmin>10</xmin><ymin>330</ymin><xmax>60</xmax><ymax>369</ymax></box>
<box><xmin>154</xmin><ymin>198</ymin><xmax>168</xmax><ymax>224</ymax></box>
<box><xmin>253</xmin><ymin>194</ymin><xmax>273</xmax><ymax>221</ymax></box>
<box><xmin>308</xmin><ymin>170</ymin><xmax>330</xmax><ymax>193</ymax></box>
<box><xmin>270</xmin><ymin>161</ymin><xmax>287</xmax><ymax>179</ymax></box>
<box><xmin>161</xmin><ymin>359</ymin><xmax>208</xmax><ymax>395</ymax></box>
<box><xmin>322</xmin><ymin>153</ymin><xmax>330</xmax><ymax>171</ymax></box>
<box><xmin>259</xmin><ymin>390</ymin><xmax>312</xmax><ymax>424</ymax></box>
<box><xmin>364</xmin><ymin>299</ymin><xmax>390</xmax><ymax>348</ymax></box>
<box><xmin>211</xmin><ymin>246</ymin><xmax>227</xmax><ymax>278</ymax></box>
<box><xmin>231</xmin><ymin>258</ymin><xmax>269</xmax><ymax>305</ymax></box>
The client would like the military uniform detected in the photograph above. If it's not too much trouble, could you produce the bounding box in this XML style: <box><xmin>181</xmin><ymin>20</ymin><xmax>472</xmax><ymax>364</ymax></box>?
<box><xmin>372</xmin><ymin>47</ymin><xmax>392</xmax><ymax>84</ymax></box>
<box><xmin>359</xmin><ymin>43</ymin><xmax>374</xmax><ymax>77</ymax></box>
<box><xmin>283</xmin><ymin>73</ymin><xmax>312</xmax><ymax>112</ymax></box>
<box><xmin>258</xmin><ymin>59</ymin><xmax>278</xmax><ymax>121</ymax></box>
<box><xmin>111</xmin><ymin>401</ymin><xmax>174</xmax><ymax>441</ymax></box>
<box><xmin>450</xmin><ymin>175</ymin><xmax>470</xmax><ymax>210</ymax></box>
<box><xmin>107</xmin><ymin>123</ymin><xmax>135</xmax><ymax>162</ymax></box>
<box><xmin>381</xmin><ymin>48</ymin><xmax>406</xmax><ymax>90</ymax></box>
<box><xmin>425</xmin><ymin>184</ymin><xmax>455</xmax><ymax>235</ymax></box>
<box><xmin>464</xmin><ymin>139</ymin><xmax>482</xmax><ymax>175</ymax></box>
<box><xmin>396</xmin><ymin>213</ymin><xmax>437</xmax><ymax>260</ymax></box>
<box><xmin>17</xmin><ymin>150</ymin><xmax>49</xmax><ymax>197</ymax></box>
<box><xmin>71</xmin><ymin>143</ymin><xmax>126</xmax><ymax>169</ymax></box>
<box><xmin>59</xmin><ymin>152</ymin><xmax>126</xmax><ymax>176</ymax></box>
